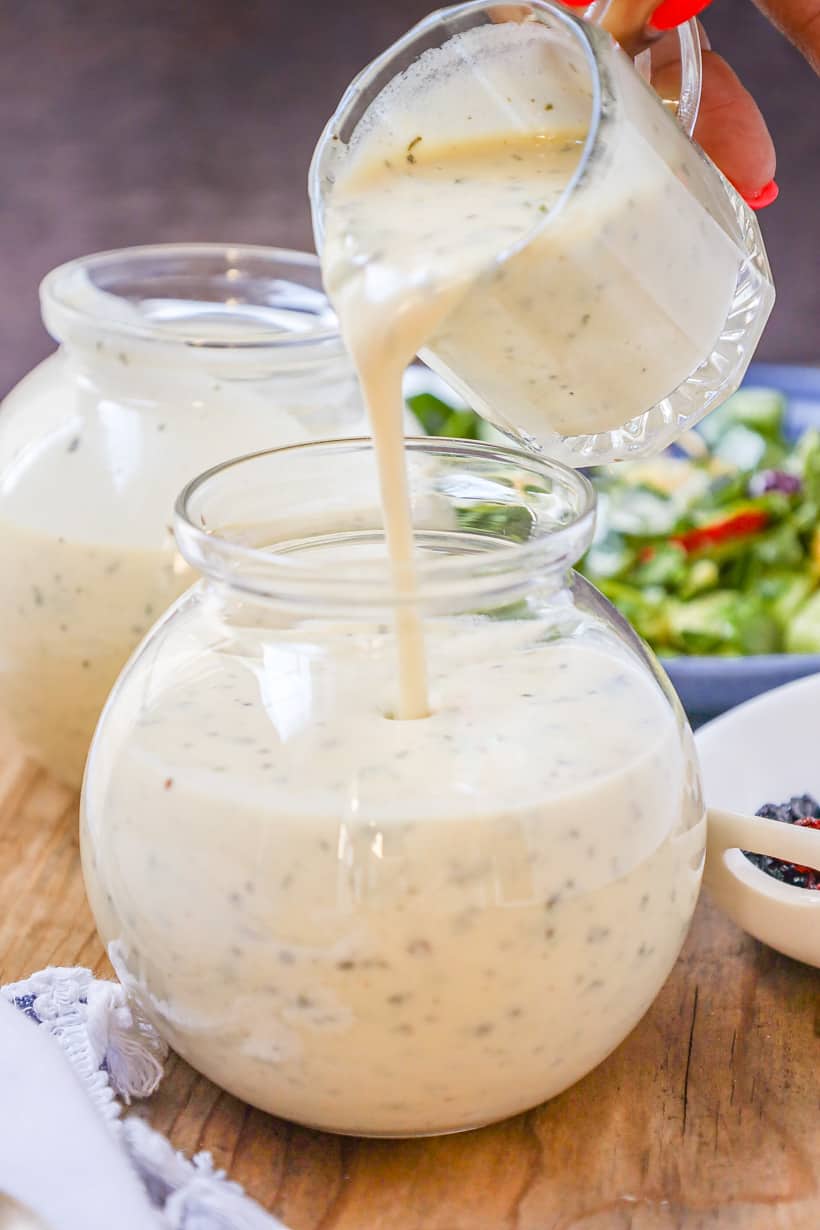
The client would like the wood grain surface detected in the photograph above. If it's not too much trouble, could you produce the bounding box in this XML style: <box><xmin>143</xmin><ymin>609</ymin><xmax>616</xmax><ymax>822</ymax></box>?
<box><xmin>0</xmin><ymin>735</ymin><xmax>818</xmax><ymax>1229</ymax></box>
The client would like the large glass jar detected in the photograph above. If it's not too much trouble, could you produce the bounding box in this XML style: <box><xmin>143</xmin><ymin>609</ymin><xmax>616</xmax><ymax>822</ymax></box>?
<box><xmin>81</xmin><ymin>437</ymin><xmax>705</xmax><ymax>1137</ymax></box>
<box><xmin>0</xmin><ymin>244</ymin><xmax>365</xmax><ymax>787</ymax></box>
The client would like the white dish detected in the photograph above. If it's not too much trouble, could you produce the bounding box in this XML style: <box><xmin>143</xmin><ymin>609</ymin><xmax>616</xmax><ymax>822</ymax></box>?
<box><xmin>696</xmin><ymin>672</ymin><xmax>820</xmax><ymax>968</ymax></box>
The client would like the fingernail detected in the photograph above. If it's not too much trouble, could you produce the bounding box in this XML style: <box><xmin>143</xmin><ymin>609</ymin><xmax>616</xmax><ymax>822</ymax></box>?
<box><xmin>560</xmin><ymin>1</ymin><xmax>591</xmax><ymax>6</ymax></box>
<box><xmin>649</xmin><ymin>0</ymin><xmax>712</xmax><ymax>30</ymax></box>
<box><xmin>743</xmin><ymin>180</ymin><xmax>779</xmax><ymax>210</ymax></box>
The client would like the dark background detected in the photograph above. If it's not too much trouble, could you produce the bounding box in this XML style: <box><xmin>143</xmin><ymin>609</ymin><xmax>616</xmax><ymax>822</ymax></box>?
<box><xmin>2</xmin><ymin>0</ymin><xmax>818</xmax><ymax>397</ymax></box>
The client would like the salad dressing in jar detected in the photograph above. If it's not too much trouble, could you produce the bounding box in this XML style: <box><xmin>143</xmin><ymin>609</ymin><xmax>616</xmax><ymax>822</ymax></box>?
<box><xmin>0</xmin><ymin>244</ymin><xmax>366</xmax><ymax>786</ymax></box>
<box><xmin>81</xmin><ymin>439</ymin><xmax>705</xmax><ymax>1136</ymax></box>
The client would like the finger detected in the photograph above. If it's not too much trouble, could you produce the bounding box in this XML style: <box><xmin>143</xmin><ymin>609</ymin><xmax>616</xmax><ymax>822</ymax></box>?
<box><xmin>651</xmin><ymin>37</ymin><xmax>777</xmax><ymax>198</ymax></box>
<box><xmin>751</xmin><ymin>0</ymin><xmax>820</xmax><ymax>71</ymax></box>
<box><xmin>566</xmin><ymin>0</ymin><xmax>713</xmax><ymax>48</ymax></box>
<box><xmin>649</xmin><ymin>0</ymin><xmax>713</xmax><ymax>31</ymax></box>
<box><xmin>695</xmin><ymin>50</ymin><xmax>777</xmax><ymax>195</ymax></box>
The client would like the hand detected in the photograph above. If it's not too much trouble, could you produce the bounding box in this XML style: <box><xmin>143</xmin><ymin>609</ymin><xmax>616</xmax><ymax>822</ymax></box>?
<box><xmin>565</xmin><ymin>0</ymin><xmax>820</xmax><ymax>207</ymax></box>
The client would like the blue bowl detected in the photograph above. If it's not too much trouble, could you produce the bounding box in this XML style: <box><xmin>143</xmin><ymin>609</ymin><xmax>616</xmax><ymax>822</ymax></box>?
<box><xmin>662</xmin><ymin>653</ymin><xmax>820</xmax><ymax>728</ymax></box>
<box><xmin>660</xmin><ymin>361</ymin><xmax>820</xmax><ymax>726</ymax></box>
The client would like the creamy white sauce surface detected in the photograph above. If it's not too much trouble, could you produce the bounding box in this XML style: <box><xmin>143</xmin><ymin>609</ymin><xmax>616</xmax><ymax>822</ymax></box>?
<box><xmin>84</xmin><ymin>617</ymin><xmax>702</xmax><ymax>1135</ymax></box>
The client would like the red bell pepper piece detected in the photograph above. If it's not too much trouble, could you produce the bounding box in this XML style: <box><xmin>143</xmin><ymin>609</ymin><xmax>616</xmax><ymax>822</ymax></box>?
<box><xmin>671</xmin><ymin>508</ymin><xmax>769</xmax><ymax>555</ymax></box>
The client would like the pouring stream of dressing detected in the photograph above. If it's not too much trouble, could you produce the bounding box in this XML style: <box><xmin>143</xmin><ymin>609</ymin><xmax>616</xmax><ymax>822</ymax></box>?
<box><xmin>323</xmin><ymin>131</ymin><xmax>585</xmax><ymax>717</ymax></box>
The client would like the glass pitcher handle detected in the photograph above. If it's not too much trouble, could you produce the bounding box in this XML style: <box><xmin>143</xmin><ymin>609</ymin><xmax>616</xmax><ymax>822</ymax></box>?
<box><xmin>578</xmin><ymin>3</ymin><xmax>702</xmax><ymax>135</ymax></box>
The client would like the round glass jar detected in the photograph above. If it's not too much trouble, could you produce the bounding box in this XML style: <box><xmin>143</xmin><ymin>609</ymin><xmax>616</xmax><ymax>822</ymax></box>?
<box><xmin>81</xmin><ymin>437</ymin><xmax>705</xmax><ymax>1137</ymax></box>
<box><xmin>0</xmin><ymin>244</ymin><xmax>365</xmax><ymax>787</ymax></box>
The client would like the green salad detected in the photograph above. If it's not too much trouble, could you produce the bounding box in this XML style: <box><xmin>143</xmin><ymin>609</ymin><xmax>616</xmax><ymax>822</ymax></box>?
<box><xmin>408</xmin><ymin>385</ymin><xmax>820</xmax><ymax>657</ymax></box>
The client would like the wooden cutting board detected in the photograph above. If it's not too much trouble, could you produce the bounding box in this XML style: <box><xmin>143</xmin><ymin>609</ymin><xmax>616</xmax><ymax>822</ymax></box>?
<box><xmin>0</xmin><ymin>736</ymin><xmax>818</xmax><ymax>1229</ymax></box>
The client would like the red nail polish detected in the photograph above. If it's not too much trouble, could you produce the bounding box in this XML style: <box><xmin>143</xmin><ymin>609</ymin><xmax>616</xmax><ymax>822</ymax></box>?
<box><xmin>743</xmin><ymin>180</ymin><xmax>779</xmax><ymax>211</ymax></box>
<box><xmin>559</xmin><ymin>1</ymin><xmax>590</xmax><ymax>6</ymax></box>
<box><xmin>649</xmin><ymin>0</ymin><xmax>712</xmax><ymax>30</ymax></box>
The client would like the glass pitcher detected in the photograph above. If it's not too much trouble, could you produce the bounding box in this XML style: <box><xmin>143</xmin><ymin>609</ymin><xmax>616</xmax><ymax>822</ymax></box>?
<box><xmin>81</xmin><ymin>437</ymin><xmax>705</xmax><ymax>1137</ymax></box>
<box><xmin>309</xmin><ymin>0</ymin><xmax>774</xmax><ymax>466</ymax></box>
<box><xmin>0</xmin><ymin>244</ymin><xmax>367</xmax><ymax>788</ymax></box>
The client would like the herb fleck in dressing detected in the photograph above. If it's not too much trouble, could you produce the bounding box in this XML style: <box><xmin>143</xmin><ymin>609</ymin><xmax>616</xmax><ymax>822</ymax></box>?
<box><xmin>83</xmin><ymin>621</ymin><xmax>703</xmax><ymax>1136</ymax></box>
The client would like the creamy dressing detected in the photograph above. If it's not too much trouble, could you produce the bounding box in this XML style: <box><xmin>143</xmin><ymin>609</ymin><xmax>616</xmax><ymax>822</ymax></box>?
<box><xmin>316</xmin><ymin>7</ymin><xmax>746</xmax><ymax>693</ymax></box>
<box><xmin>318</xmin><ymin>19</ymin><xmax>740</xmax><ymax>450</ymax></box>
<box><xmin>0</xmin><ymin>523</ymin><xmax>189</xmax><ymax>786</ymax></box>
<box><xmin>324</xmin><ymin>131</ymin><xmax>587</xmax><ymax>715</ymax></box>
<box><xmin>321</xmin><ymin>59</ymin><xmax>737</xmax><ymax>706</ymax></box>
<box><xmin>0</xmin><ymin>354</ymin><xmax>309</xmax><ymax>785</ymax></box>
<box><xmin>0</xmin><ymin>290</ymin><xmax>367</xmax><ymax>785</ymax></box>
<box><xmin>324</xmin><ymin>131</ymin><xmax>587</xmax><ymax>714</ymax></box>
<box><xmin>83</xmin><ymin>615</ymin><xmax>703</xmax><ymax>1135</ymax></box>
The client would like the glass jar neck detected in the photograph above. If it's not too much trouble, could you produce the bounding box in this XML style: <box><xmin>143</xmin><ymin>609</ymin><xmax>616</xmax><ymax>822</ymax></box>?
<box><xmin>40</xmin><ymin>243</ymin><xmax>352</xmax><ymax>388</ymax></box>
<box><xmin>175</xmin><ymin>438</ymin><xmax>597</xmax><ymax>617</ymax></box>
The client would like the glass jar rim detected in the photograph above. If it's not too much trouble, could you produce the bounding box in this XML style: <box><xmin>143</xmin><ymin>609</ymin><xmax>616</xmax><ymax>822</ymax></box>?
<box><xmin>174</xmin><ymin>436</ymin><xmax>597</xmax><ymax>608</ymax></box>
<box><xmin>40</xmin><ymin>243</ymin><xmax>346</xmax><ymax>354</ymax></box>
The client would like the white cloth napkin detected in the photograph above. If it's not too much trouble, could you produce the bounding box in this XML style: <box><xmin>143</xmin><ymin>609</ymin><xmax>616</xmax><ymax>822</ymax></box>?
<box><xmin>0</xmin><ymin>968</ymin><xmax>286</xmax><ymax>1229</ymax></box>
